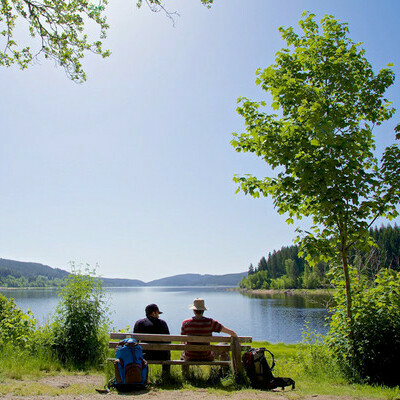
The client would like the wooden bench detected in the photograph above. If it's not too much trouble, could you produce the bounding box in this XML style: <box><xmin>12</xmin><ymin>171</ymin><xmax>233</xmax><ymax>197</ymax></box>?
<box><xmin>108</xmin><ymin>333</ymin><xmax>252</xmax><ymax>376</ymax></box>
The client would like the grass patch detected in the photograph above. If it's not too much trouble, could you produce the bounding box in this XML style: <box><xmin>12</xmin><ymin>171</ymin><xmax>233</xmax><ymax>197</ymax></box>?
<box><xmin>2</xmin><ymin>340</ymin><xmax>400</xmax><ymax>399</ymax></box>
<box><xmin>0</xmin><ymin>380</ymin><xmax>103</xmax><ymax>396</ymax></box>
<box><xmin>0</xmin><ymin>344</ymin><xmax>62</xmax><ymax>381</ymax></box>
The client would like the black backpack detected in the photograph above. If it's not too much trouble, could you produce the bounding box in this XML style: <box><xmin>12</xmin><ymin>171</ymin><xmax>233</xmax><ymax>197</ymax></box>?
<box><xmin>242</xmin><ymin>348</ymin><xmax>295</xmax><ymax>390</ymax></box>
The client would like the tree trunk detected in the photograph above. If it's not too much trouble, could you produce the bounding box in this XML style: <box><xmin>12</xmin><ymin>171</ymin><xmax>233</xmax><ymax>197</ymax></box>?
<box><xmin>341</xmin><ymin>238</ymin><xmax>353</xmax><ymax>325</ymax></box>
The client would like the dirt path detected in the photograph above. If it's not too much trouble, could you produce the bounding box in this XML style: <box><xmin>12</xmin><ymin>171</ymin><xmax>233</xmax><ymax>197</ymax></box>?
<box><xmin>0</xmin><ymin>375</ymin><xmax>365</xmax><ymax>400</ymax></box>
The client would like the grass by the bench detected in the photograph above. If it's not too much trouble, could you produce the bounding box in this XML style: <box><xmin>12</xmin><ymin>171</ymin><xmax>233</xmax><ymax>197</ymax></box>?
<box><xmin>2</xmin><ymin>341</ymin><xmax>400</xmax><ymax>399</ymax></box>
<box><xmin>104</xmin><ymin>341</ymin><xmax>400</xmax><ymax>398</ymax></box>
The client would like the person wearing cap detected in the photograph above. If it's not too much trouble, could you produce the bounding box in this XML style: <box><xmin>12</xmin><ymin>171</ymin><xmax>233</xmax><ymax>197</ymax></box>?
<box><xmin>180</xmin><ymin>298</ymin><xmax>237</xmax><ymax>361</ymax></box>
<box><xmin>134</xmin><ymin>304</ymin><xmax>171</xmax><ymax>374</ymax></box>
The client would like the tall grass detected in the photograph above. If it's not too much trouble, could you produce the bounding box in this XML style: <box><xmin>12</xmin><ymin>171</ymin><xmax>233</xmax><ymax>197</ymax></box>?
<box><xmin>0</xmin><ymin>343</ymin><xmax>62</xmax><ymax>381</ymax></box>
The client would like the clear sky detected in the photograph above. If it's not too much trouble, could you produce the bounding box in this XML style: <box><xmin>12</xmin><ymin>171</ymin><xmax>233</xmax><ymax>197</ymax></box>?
<box><xmin>1</xmin><ymin>0</ymin><xmax>399</xmax><ymax>282</ymax></box>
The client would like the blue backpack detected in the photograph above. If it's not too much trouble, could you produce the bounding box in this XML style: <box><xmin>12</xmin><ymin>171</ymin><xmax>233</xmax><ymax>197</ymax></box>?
<box><xmin>109</xmin><ymin>338</ymin><xmax>148</xmax><ymax>392</ymax></box>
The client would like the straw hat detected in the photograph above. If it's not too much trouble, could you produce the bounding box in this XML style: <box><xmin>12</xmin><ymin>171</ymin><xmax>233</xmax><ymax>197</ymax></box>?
<box><xmin>189</xmin><ymin>298</ymin><xmax>208</xmax><ymax>310</ymax></box>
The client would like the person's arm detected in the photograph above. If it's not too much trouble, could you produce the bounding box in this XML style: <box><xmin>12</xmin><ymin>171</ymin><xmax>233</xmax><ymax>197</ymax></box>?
<box><xmin>221</xmin><ymin>326</ymin><xmax>237</xmax><ymax>337</ymax></box>
<box><xmin>133</xmin><ymin>320</ymin><xmax>141</xmax><ymax>333</ymax></box>
<box><xmin>162</xmin><ymin>320</ymin><xmax>170</xmax><ymax>335</ymax></box>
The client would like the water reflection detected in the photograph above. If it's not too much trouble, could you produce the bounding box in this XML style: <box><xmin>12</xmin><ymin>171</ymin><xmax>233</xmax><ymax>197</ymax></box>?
<box><xmin>241</xmin><ymin>291</ymin><xmax>333</xmax><ymax>309</ymax></box>
<box><xmin>242</xmin><ymin>292</ymin><xmax>330</xmax><ymax>343</ymax></box>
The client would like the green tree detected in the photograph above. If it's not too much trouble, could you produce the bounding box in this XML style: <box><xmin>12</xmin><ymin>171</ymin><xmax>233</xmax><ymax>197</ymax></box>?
<box><xmin>285</xmin><ymin>258</ymin><xmax>299</xmax><ymax>284</ymax></box>
<box><xmin>1</xmin><ymin>0</ymin><xmax>213</xmax><ymax>82</ymax></box>
<box><xmin>232</xmin><ymin>12</ymin><xmax>400</xmax><ymax>327</ymax></box>
<box><xmin>248</xmin><ymin>263</ymin><xmax>255</xmax><ymax>275</ymax></box>
<box><xmin>258</xmin><ymin>256</ymin><xmax>268</xmax><ymax>271</ymax></box>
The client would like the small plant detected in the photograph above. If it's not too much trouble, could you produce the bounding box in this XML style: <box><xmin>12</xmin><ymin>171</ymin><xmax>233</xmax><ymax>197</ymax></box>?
<box><xmin>50</xmin><ymin>263</ymin><xmax>111</xmax><ymax>369</ymax></box>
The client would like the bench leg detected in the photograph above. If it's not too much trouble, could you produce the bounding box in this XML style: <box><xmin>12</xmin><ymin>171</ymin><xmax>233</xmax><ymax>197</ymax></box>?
<box><xmin>218</xmin><ymin>351</ymin><xmax>230</xmax><ymax>377</ymax></box>
<box><xmin>181</xmin><ymin>364</ymin><xmax>189</xmax><ymax>378</ymax></box>
<box><xmin>231</xmin><ymin>337</ymin><xmax>244</xmax><ymax>379</ymax></box>
<box><xmin>162</xmin><ymin>364</ymin><xmax>170</xmax><ymax>377</ymax></box>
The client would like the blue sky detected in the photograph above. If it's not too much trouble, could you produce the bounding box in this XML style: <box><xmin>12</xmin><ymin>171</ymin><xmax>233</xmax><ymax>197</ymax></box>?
<box><xmin>1</xmin><ymin>0</ymin><xmax>399</xmax><ymax>282</ymax></box>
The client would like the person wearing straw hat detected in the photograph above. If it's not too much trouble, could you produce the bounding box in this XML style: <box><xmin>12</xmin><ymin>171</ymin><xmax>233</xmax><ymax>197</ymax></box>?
<box><xmin>180</xmin><ymin>298</ymin><xmax>237</xmax><ymax>361</ymax></box>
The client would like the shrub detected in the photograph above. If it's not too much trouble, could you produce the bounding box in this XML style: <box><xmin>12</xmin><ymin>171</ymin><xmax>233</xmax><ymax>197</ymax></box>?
<box><xmin>300</xmin><ymin>325</ymin><xmax>343</xmax><ymax>382</ymax></box>
<box><xmin>326</xmin><ymin>268</ymin><xmax>400</xmax><ymax>386</ymax></box>
<box><xmin>0</xmin><ymin>293</ymin><xmax>36</xmax><ymax>349</ymax></box>
<box><xmin>50</xmin><ymin>263</ymin><xmax>111</xmax><ymax>369</ymax></box>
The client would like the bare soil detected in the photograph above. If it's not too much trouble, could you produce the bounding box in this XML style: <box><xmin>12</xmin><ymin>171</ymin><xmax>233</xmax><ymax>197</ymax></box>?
<box><xmin>0</xmin><ymin>375</ymin><xmax>371</xmax><ymax>400</ymax></box>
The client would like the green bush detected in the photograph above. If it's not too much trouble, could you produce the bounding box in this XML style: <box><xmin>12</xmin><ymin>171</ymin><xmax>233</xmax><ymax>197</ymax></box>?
<box><xmin>270</xmin><ymin>275</ymin><xmax>297</xmax><ymax>289</ymax></box>
<box><xmin>49</xmin><ymin>263</ymin><xmax>111</xmax><ymax>369</ymax></box>
<box><xmin>300</xmin><ymin>325</ymin><xmax>343</xmax><ymax>382</ymax></box>
<box><xmin>0</xmin><ymin>293</ymin><xmax>36</xmax><ymax>348</ymax></box>
<box><xmin>327</xmin><ymin>268</ymin><xmax>400</xmax><ymax>386</ymax></box>
<box><xmin>239</xmin><ymin>270</ymin><xmax>270</xmax><ymax>289</ymax></box>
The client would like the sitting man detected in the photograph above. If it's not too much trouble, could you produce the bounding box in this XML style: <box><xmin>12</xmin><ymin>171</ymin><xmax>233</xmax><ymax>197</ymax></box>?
<box><xmin>180</xmin><ymin>298</ymin><xmax>237</xmax><ymax>361</ymax></box>
<box><xmin>134</xmin><ymin>303</ymin><xmax>171</xmax><ymax>375</ymax></box>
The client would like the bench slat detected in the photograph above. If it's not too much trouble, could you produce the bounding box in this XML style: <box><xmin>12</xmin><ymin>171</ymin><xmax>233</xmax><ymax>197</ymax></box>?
<box><xmin>107</xmin><ymin>358</ymin><xmax>231</xmax><ymax>366</ymax></box>
<box><xmin>109</xmin><ymin>342</ymin><xmax>231</xmax><ymax>351</ymax></box>
<box><xmin>109</xmin><ymin>332</ymin><xmax>252</xmax><ymax>343</ymax></box>
<box><xmin>109</xmin><ymin>343</ymin><xmax>251</xmax><ymax>352</ymax></box>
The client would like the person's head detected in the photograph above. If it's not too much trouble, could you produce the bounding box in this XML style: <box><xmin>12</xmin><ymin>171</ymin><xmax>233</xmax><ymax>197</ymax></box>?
<box><xmin>189</xmin><ymin>298</ymin><xmax>207</xmax><ymax>317</ymax></box>
<box><xmin>193</xmin><ymin>309</ymin><xmax>204</xmax><ymax>317</ymax></box>
<box><xmin>145</xmin><ymin>303</ymin><xmax>163</xmax><ymax>318</ymax></box>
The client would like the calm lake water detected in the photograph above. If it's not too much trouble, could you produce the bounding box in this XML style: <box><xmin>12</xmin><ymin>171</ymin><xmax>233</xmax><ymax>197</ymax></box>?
<box><xmin>0</xmin><ymin>287</ymin><xmax>330</xmax><ymax>343</ymax></box>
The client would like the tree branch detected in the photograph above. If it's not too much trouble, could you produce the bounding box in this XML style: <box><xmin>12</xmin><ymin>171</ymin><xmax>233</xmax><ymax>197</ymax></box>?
<box><xmin>144</xmin><ymin>0</ymin><xmax>180</xmax><ymax>26</ymax></box>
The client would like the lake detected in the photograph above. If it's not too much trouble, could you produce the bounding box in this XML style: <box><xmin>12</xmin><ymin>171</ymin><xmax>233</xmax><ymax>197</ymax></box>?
<box><xmin>0</xmin><ymin>286</ymin><xmax>330</xmax><ymax>343</ymax></box>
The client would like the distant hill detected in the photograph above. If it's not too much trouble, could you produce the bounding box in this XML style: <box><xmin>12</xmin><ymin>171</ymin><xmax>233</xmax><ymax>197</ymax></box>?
<box><xmin>99</xmin><ymin>277</ymin><xmax>146</xmax><ymax>287</ymax></box>
<box><xmin>147</xmin><ymin>272</ymin><xmax>247</xmax><ymax>287</ymax></box>
<box><xmin>0</xmin><ymin>258</ymin><xmax>69</xmax><ymax>280</ymax></box>
<box><xmin>0</xmin><ymin>258</ymin><xmax>245</xmax><ymax>287</ymax></box>
<box><xmin>0</xmin><ymin>258</ymin><xmax>145</xmax><ymax>286</ymax></box>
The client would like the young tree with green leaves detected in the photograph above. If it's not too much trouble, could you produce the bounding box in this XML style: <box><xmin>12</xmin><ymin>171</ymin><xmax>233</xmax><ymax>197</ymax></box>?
<box><xmin>50</xmin><ymin>263</ymin><xmax>110</xmax><ymax>368</ymax></box>
<box><xmin>0</xmin><ymin>0</ymin><xmax>213</xmax><ymax>82</ymax></box>
<box><xmin>232</xmin><ymin>11</ymin><xmax>400</xmax><ymax>331</ymax></box>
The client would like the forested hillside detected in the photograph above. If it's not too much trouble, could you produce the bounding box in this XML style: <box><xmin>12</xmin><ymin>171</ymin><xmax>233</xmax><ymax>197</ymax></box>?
<box><xmin>0</xmin><ymin>259</ymin><xmax>145</xmax><ymax>287</ymax></box>
<box><xmin>0</xmin><ymin>259</ymin><xmax>69</xmax><ymax>287</ymax></box>
<box><xmin>240</xmin><ymin>224</ymin><xmax>400</xmax><ymax>290</ymax></box>
<box><xmin>148</xmin><ymin>272</ymin><xmax>247</xmax><ymax>286</ymax></box>
<box><xmin>0</xmin><ymin>259</ymin><xmax>244</xmax><ymax>288</ymax></box>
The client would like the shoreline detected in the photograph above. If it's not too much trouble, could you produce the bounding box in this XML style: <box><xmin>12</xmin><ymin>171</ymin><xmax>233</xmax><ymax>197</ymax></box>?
<box><xmin>233</xmin><ymin>288</ymin><xmax>334</xmax><ymax>296</ymax></box>
<box><xmin>1</xmin><ymin>286</ymin><xmax>335</xmax><ymax>296</ymax></box>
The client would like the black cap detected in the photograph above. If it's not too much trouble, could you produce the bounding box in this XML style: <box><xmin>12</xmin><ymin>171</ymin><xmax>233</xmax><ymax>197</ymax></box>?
<box><xmin>145</xmin><ymin>303</ymin><xmax>163</xmax><ymax>316</ymax></box>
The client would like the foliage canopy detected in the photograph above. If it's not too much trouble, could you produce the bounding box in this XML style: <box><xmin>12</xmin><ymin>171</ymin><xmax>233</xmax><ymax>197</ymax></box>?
<box><xmin>0</xmin><ymin>0</ymin><xmax>213</xmax><ymax>82</ymax></box>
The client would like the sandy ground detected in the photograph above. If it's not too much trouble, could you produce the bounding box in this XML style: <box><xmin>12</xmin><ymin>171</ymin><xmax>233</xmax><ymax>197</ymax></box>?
<box><xmin>0</xmin><ymin>374</ymin><xmax>370</xmax><ymax>400</ymax></box>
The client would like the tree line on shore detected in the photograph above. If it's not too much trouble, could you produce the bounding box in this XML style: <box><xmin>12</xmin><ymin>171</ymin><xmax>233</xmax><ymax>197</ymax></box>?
<box><xmin>0</xmin><ymin>274</ymin><xmax>67</xmax><ymax>288</ymax></box>
<box><xmin>240</xmin><ymin>224</ymin><xmax>400</xmax><ymax>290</ymax></box>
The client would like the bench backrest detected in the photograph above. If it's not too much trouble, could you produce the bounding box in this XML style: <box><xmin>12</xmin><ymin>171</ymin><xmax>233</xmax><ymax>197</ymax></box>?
<box><xmin>110</xmin><ymin>332</ymin><xmax>252</xmax><ymax>343</ymax></box>
<box><xmin>109</xmin><ymin>333</ymin><xmax>252</xmax><ymax>352</ymax></box>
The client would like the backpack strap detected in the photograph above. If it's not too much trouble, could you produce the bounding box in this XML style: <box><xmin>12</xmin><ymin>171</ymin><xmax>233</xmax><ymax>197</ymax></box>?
<box><xmin>263</xmin><ymin>349</ymin><xmax>275</xmax><ymax>371</ymax></box>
